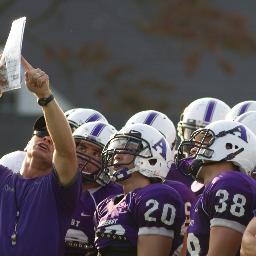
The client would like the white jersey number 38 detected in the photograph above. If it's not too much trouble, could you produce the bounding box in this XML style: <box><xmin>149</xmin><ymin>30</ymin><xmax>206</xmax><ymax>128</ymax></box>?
<box><xmin>215</xmin><ymin>189</ymin><xmax>246</xmax><ymax>217</ymax></box>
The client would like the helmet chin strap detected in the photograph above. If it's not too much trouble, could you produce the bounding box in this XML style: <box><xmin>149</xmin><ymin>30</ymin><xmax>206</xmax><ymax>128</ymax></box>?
<box><xmin>111</xmin><ymin>167</ymin><xmax>139</xmax><ymax>182</ymax></box>
<box><xmin>190</xmin><ymin>147</ymin><xmax>244</xmax><ymax>181</ymax></box>
<box><xmin>191</xmin><ymin>160</ymin><xmax>218</xmax><ymax>182</ymax></box>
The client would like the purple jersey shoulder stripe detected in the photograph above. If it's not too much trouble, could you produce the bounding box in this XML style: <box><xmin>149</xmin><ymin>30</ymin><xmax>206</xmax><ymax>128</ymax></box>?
<box><xmin>86</xmin><ymin>113</ymin><xmax>101</xmax><ymax>122</ymax></box>
<box><xmin>204</xmin><ymin>100</ymin><xmax>216</xmax><ymax>123</ymax></box>
<box><xmin>238</xmin><ymin>103</ymin><xmax>250</xmax><ymax>116</ymax></box>
<box><xmin>91</xmin><ymin>123</ymin><xmax>106</xmax><ymax>137</ymax></box>
<box><xmin>144</xmin><ymin>112</ymin><xmax>158</xmax><ymax>125</ymax></box>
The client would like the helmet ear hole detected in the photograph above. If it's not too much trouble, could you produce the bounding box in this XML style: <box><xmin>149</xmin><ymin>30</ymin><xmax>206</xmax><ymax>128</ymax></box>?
<box><xmin>226</xmin><ymin>143</ymin><xmax>233</xmax><ymax>149</ymax></box>
<box><xmin>149</xmin><ymin>159</ymin><xmax>157</xmax><ymax>166</ymax></box>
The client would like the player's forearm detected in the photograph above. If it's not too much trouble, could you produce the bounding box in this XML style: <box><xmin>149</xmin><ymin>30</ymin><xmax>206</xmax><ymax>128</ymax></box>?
<box><xmin>137</xmin><ymin>235</ymin><xmax>172</xmax><ymax>256</ymax></box>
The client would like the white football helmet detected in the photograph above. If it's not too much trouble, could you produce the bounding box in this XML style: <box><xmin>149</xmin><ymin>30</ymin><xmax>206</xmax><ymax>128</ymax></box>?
<box><xmin>180</xmin><ymin>120</ymin><xmax>256</xmax><ymax>178</ymax></box>
<box><xmin>0</xmin><ymin>151</ymin><xmax>26</xmax><ymax>174</ymax></box>
<box><xmin>64</xmin><ymin>108</ymin><xmax>82</xmax><ymax>118</ymax></box>
<box><xmin>102</xmin><ymin>123</ymin><xmax>174</xmax><ymax>182</ymax></box>
<box><xmin>178</xmin><ymin>97</ymin><xmax>231</xmax><ymax>141</ymax></box>
<box><xmin>226</xmin><ymin>101</ymin><xmax>256</xmax><ymax>121</ymax></box>
<box><xmin>73</xmin><ymin>121</ymin><xmax>117</xmax><ymax>184</ymax></box>
<box><xmin>67</xmin><ymin>108</ymin><xmax>108</xmax><ymax>130</ymax></box>
<box><xmin>125</xmin><ymin>110</ymin><xmax>176</xmax><ymax>150</ymax></box>
<box><xmin>235</xmin><ymin>111</ymin><xmax>256</xmax><ymax>136</ymax></box>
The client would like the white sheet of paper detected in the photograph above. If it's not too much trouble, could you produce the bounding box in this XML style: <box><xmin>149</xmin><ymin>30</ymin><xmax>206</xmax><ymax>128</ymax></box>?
<box><xmin>0</xmin><ymin>17</ymin><xmax>26</xmax><ymax>92</ymax></box>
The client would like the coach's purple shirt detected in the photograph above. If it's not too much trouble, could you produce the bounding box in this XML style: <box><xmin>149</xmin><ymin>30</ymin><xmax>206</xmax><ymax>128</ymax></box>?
<box><xmin>0</xmin><ymin>165</ymin><xmax>81</xmax><ymax>256</ymax></box>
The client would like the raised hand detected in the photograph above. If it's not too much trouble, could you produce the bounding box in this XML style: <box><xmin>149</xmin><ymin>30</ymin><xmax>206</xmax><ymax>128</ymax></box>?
<box><xmin>22</xmin><ymin>56</ymin><xmax>52</xmax><ymax>98</ymax></box>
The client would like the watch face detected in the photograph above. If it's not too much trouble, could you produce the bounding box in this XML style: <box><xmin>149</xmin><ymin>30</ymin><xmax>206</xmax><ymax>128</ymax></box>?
<box><xmin>37</xmin><ymin>95</ymin><xmax>54</xmax><ymax>106</ymax></box>
<box><xmin>38</xmin><ymin>98</ymin><xmax>46</xmax><ymax>106</ymax></box>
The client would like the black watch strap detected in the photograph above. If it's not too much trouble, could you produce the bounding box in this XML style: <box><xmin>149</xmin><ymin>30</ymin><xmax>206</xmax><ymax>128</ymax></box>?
<box><xmin>37</xmin><ymin>94</ymin><xmax>54</xmax><ymax>106</ymax></box>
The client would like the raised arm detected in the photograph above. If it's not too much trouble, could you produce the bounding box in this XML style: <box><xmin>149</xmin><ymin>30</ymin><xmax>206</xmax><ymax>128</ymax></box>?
<box><xmin>22</xmin><ymin>57</ymin><xmax>77</xmax><ymax>185</ymax></box>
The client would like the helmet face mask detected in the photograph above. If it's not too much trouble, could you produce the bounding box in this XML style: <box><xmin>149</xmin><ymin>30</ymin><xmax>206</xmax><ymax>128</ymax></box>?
<box><xmin>102</xmin><ymin>133</ymin><xmax>152</xmax><ymax>181</ymax></box>
<box><xmin>177</xmin><ymin>129</ymin><xmax>214</xmax><ymax>161</ymax></box>
<box><xmin>101</xmin><ymin>123</ymin><xmax>173</xmax><ymax>183</ymax></box>
<box><xmin>75</xmin><ymin>139</ymin><xmax>103</xmax><ymax>183</ymax></box>
<box><xmin>178</xmin><ymin>118</ymin><xmax>206</xmax><ymax>141</ymax></box>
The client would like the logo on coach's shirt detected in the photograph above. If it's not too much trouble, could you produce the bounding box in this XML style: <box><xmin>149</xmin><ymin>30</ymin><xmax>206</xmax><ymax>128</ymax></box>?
<box><xmin>4</xmin><ymin>184</ymin><xmax>15</xmax><ymax>192</ymax></box>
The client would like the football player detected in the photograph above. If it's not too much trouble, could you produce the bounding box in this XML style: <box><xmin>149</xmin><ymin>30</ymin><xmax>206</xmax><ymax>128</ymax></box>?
<box><xmin>64</xmin><ymin>121</ymin><xmax>123</xmax><ymax>256</ymax></box>
<box><xmin>124</xmin><ymin>110</ymin><xmax>196</xmax><ymax>239</ymax></box>
<box><xmin>94</xmin><ymin>123</ymin><xmax>185</xmax><ymax>256</ymax></box>
<box><xmin>176</xmin><ymin>97</ymin><xmax>231</xmax><ymax>193</ymax></box>
<box><xmin>177</xmin><ymin>120</ymin><xmax>256</xmax><ymax>255</ymax></box>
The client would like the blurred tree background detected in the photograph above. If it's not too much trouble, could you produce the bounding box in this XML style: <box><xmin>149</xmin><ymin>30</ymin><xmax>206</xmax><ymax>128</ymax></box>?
<box><xmin>0</xmin><ymin>0</ymin><xmax>255</xmax><ymax>154</ymax></box>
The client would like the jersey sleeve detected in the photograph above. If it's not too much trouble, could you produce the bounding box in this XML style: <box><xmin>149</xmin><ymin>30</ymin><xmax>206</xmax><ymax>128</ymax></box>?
<box><xmin>131</xmin><ymin>185</ymin><xmax>185</xmax><ymax>239</ymax></box>
<box><xmin>202</xmin><ymin>174</ymin><xmax>255</xmax><ymax>233</ymax></box>
<box><xmin>50</xmin><ymin>168</ymin><xmax>82</xmax><ymax>214</ymax></box>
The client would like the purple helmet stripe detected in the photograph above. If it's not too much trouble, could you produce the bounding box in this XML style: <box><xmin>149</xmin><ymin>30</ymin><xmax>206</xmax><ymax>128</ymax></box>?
<box><xmin>204</xmin><ymin>100</ymin><xmax>216</xmax><ymax>122</ymax></box>
<box><xmin>85</xmin><ymin>113</ymin><xmax>101</xmax><ymax>123</ymax></box>
<box><xmin>91</xmin><ymin>123</ymin><xmax>106</xmax><ymax>137</ymax></box>
<box><xmin>144</xmin><ymin>112</ymin><xmax>158</xmax><ymax>125</ymax></box>
<box><xmin>238</xmin><ymin>103</ymin><xmax>250</xmax><ymax>116</ymax></box>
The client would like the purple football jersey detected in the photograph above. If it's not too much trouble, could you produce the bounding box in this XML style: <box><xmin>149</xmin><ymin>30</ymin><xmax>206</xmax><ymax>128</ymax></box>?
<box><xmin>167</xmin><ymin>162</ymin><xmax>194</xmax><ymax>189</ymax></box>
<box><xmin>187</xmin><ymin>171</ymin><xmax>256</xmax><ymax>256</ymax></box>
<box><xmin>64</xmin><ymin>182</ymin><xmax>122</xmax><ymax>255</ymax></box>
<box><xmin>164</xmin><ymin>179</ymin><xmax>196</xmax><ymax>234</ymax></box>
<box><xmin>0</xmin><ymin>165</ymin><xmax>81</xmax><ymax>256</ymax></box>
<box><xmin>95</xmin><ymin>183</ymin><xmax>185</xmax><ymax>255</ymax></box>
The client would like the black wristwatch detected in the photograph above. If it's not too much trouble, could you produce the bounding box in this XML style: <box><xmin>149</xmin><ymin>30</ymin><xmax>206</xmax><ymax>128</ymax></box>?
<box><xmin>37</xmin><ymin>94</ymin><xmax>54</xmax><ymax>106</ymax></box>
